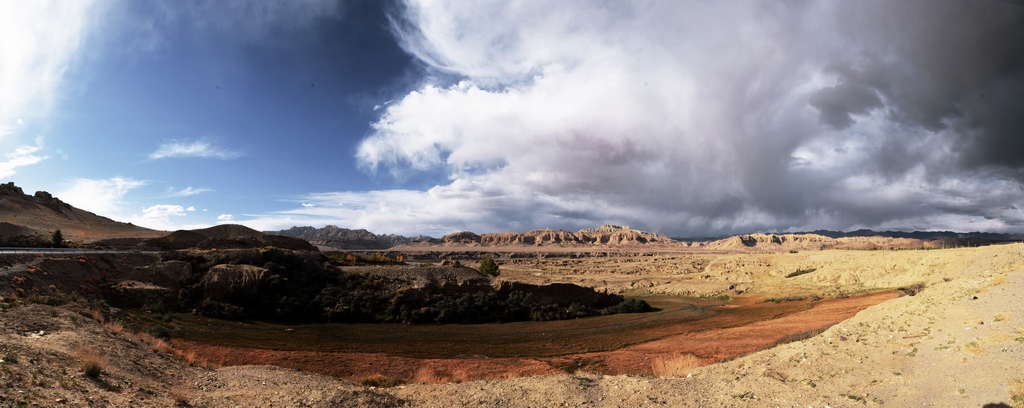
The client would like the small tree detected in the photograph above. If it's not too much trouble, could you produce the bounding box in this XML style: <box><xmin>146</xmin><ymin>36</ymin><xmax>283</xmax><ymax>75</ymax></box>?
<box><xmin>479</xmin><ymin>257</ymin><xmax>500</xmax><ymax>277</ymax></box>
<box><xmin>51</xmin><ymin>229</ymin><xmax>64</xmax><ymax>248</ymax></box>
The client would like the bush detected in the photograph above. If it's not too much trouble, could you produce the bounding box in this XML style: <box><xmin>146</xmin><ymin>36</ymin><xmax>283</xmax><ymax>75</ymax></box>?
<box><xmin>76</xmin><ymin>346</ymin><xmax>106</xmax><ymax>378</ymax></box>
<box><xmin>51</xmin><ymin>229</ymin><xmax>64</xmax><ymax>248</ymax></box>
<box><xmin>360</xmin><ymin>374</ymin><xmax>404</xmax><ymax>388</ymax></box>
<box><xmin>785</xmin><ymin>268</ymin><xmax>817</xmax><ymax>278</ymax></box>
<box><xmin>479</xmin><ymin>257</ymin><xmax>500</xmax><ymax>277</ymax></box>
<box><xmin>897</xmin><ymin>283</ymin><xmax>926</xmax><ymax>297</ymax></box>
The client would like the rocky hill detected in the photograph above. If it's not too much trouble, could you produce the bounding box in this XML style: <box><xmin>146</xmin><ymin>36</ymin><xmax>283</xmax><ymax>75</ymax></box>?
<box><xmin>0</xmin><ymin>182</ymin><xmax>162</xmax><ymax>244</ymax></box>
<box><xmin>268</xmin><ymin>225</ymin><xmax>421</xmax><ymax>249</ymax></box>
<box><xmin>703</xmin><ymin>232</ymin><xmax>944</xmax><ymax>251</ymax></box>
<box><xmin>97</xmin><ymin>224</ymin><xmax>317</xmax><ymax>251</ymax></box>
<box><xmin>430</xmin><ymin>225</ymin><xmax>680</xmax><ymax>247</ymax></box>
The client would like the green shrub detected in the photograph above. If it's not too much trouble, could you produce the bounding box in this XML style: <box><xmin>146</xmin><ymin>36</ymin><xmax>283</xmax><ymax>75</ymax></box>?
<box><xmin>785</xmin><ymin>268</ymin><xmax>817</xmax><ymax>278</ymax></box>
<box><xmin>479</xmin><ymin>257</ymin><xmax>500</xmax><ymax>277</ymax></box>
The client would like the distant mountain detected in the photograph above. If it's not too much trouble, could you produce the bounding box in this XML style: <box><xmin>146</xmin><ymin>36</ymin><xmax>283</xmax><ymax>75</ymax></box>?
<box><xmin>804</xmin><ymin>229</ymin><xmax>1024</xmax><ymax>242</ymax></box>
<box><xmin>0</xmin><ymin>182</ymin><xmax>162</xmax><ymax>244</ymax></box>
<box><xmin>421</xmin><ymin>225</ymin><xmax>682</xmax><ymax>248</ymax></box>
<box><xmin>268</xmin><ymin>225</ymin><xmax>425</xmax><ymax>250</ymax></box>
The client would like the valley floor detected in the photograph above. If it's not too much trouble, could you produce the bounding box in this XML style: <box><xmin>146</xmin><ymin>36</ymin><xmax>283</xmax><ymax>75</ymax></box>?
<box><xmin>1</xmin><ymin>244</ymin><xmax>1023</xmax><ymax>407</ymax></box>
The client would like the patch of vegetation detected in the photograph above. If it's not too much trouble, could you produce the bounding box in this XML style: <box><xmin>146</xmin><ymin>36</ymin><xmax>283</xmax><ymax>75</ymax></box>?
<box><xmin>842</xmin><ymin>393</ymin><xmax>866</xmax><ymax>403</ymax></box>
<box><xmin>51</xmin><ymin>229</ymin><xmax>66</xmax><ymax>248</ymax></box>
<box><xmin>785</xmin><ymin>268</ymin><xmax>817</xmax><ymax>278</ymax></box>
<box><xmin>158</xmin><ymin>248</ymin><xmax>652</xmax><ymax>324</ymax></box>
<box><xmin>148</xmin><ymin>325</ymin><xmax>172</xmax><ymax>340</ymax></box>
<box><xmin>762</xmin><ymin>296</ymin><xmax>808</xmax><ymax>303</ymax></box>
<box><xmin>4</xmin><ymin>352</ymin><xmax>18</xmax><ymax>364</ymax></box>
<box><xmin>360</xmin><ymin>374</ymin><xmax>404</xmax><ymax>388</ymax></box>
<box><xmin>75</xmin><ymin>346</ymin><xmax>106</xmax><ymax>378</ymax></box>
<box><xmin>479</xmin><ymin>257</ymin><xmax>500</xmax><ymax>277</ymax></box>
<box><xmin>896</xmin><ymin>283</ymin><xmax>926</xmax><ymax>297</ymax></box>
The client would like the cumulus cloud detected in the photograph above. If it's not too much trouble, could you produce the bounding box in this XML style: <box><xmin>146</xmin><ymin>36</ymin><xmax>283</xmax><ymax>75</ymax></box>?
<box><xmin>149</xmin><ymin>140</ymin><xmax>241</xmax><ymax>160</ymax></box>
<box><xmin>139</xmin><ymin>204</ymin><xmax>187</xmax><ymax>228</ymax></box>
<box><xmin>57</xmin><ymin>177</ymin><xmax>146</xmax><ymax>217</ymax></box>
<box><xmin>217</xmin><ymin>214</ymin><xmax>235</xmax><ymax>221</ymax></box>
<box><xmin>337</xmin><ymin>0</ymin><xmax>1024</xmax><ymax>236</ymax></box>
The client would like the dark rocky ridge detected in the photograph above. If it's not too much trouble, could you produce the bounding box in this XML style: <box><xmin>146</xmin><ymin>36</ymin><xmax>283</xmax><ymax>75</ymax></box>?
<box><xmin>269</xmin><ymin>225</ymin><xmax>423</xmax><ymax>249</ymax></box>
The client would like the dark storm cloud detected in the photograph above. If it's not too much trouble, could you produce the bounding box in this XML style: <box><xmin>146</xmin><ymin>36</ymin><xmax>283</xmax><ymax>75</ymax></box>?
<box><xmin>287</xmin><ymin>0</ymin><xmax>1024</xmax><ymax>236</ymax></box>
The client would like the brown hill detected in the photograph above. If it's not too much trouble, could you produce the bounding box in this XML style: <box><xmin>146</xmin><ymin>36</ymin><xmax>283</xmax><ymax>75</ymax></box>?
<box><xmin>0</xmin><ymin>182</ymin><xmax>162</xmax><ymax>244</ymax></box>
<box><xmin>138</xmin><ymin>224</ymin><xmax>317</xmax><ymax>251</ymax></box>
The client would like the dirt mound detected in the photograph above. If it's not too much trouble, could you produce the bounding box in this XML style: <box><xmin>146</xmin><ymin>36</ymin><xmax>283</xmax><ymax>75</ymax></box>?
<box><xmin>0</xmin><ymin>221</ymin><xmax>47</xmax><ymax>246</ymax></box>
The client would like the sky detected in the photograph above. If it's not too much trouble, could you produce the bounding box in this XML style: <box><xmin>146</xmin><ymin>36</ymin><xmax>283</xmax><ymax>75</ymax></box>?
<box><xmin>2</xmin><ymin>0</ymin><xmax>1024</xmax><ymax>238</ymax></box>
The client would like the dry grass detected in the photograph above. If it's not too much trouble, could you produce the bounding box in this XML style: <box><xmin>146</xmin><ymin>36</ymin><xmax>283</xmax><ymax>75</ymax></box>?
<box><xmin>1011</xmin><ymin>378</ymin><xmax>1024</xmax><ymax>408</ymax></box>
<box><xmin>651</xmin><ymin>354</ymin><xmax>702</xmax><ymax>378</ymax></box>
<box><xmin>87</xmin><ymin>309</ymin><xmax>105</xmax><ymax>324</ymax></box>
<box><xmin>103</xmin><ymin>322</ymin><xmax>124</xmax><ymax>334</ymax></box>
<box><xmin>171</xmin><ymin>383</ymin><xmax>192</xmax><ymax>406</ymax></box>
<box><xmin>411</xmin><ymin>367</ymin><xmax>473</xmax><ymax>384</ymax></box>
<box><xmin>75</xmin><ymin>346</ymin><xmax>107</xmax><ymax>378</ymax></box>
<box><xmin>360</xmin><ymin>373</ymin><xmax>405</xmax><ymax>388</ymax></box>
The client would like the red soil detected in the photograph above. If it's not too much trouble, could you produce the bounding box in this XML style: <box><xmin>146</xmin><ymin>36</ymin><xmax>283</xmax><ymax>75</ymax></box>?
<box><xmin>172</xmin><ymin>291</ymin><xmax>897</xmax><ymax>383</ymax></box>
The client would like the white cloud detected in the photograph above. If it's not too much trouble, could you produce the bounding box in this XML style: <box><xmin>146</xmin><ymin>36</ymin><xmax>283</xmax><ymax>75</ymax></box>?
<box><xmin>168</xmin><ymin>186</ymin><xmax>213</xmax><ymax>197</ymax></box>
<box><xmin>0</xmin><ymin>1</ymin><xmax>102</xmax><ymax>134</ymax></box>
<box><xmin>149</xmin><ymin>140</ymin><xmax>241</xmax><ymax>160</ymax></box>
<box><xmin>57</xmin><ymin>177</ymin><xmax>146</xmax><ymax>217</ymax></box>
<box><xmin>0</xmin><ymin>139</ymin><xmax>48</xmax><ymax>178</ymax></box>
<box><xmin>137</xmin><ymin>204</ymin><xmax>187</xmax><ymax>229</ymax></box>
<box><xmin>344</xmin><ymin>0</ymin><xmax>1024</xmax><ymax>236</ymax></box>
<box><xmin>217</xmin><ymin>214</ymin><xmax>235</xmax><ymax>221</ymax></box>
<box><xmin>186</xmin><ymin>206</ymin><xmax>196</xmax><ymax>212</ymax></box>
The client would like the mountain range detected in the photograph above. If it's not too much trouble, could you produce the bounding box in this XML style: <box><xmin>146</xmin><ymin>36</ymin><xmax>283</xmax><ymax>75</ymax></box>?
<box><xmin>2</xmin><ymin>181</ymin><xmax>1020</xmax><ymax>251</ymax></box>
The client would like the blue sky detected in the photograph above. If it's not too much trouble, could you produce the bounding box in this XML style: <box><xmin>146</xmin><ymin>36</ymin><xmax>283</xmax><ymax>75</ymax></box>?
<box><xmin>3</xmin><ymin>1</ymin><xmax>1024</xmax><ymax>237</ymax></box>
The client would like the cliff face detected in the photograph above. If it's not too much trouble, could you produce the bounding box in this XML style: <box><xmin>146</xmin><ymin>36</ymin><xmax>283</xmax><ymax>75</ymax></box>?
<box><xmin>476</xmin><ymin>225</ymin><xmax>677</xmax><ymax>247</ymax></box>
<box><xmin>704</xmin><ymin>233</ymin><xmax>937</xmax><ymax>251</ymax></box>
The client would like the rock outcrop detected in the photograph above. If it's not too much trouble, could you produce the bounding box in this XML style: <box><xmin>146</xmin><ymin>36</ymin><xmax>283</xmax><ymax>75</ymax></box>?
<box><xmin>476</xmin><ymin>225</ymin><xmax>678</xmax><ymax>247</ymax></box>
<box><xmin>200</xmin><ymin>264</ymin><xmax>269</xmax><ymax>302</ymax></box>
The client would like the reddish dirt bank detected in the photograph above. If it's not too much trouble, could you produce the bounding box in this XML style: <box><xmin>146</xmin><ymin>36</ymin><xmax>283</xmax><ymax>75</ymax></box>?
<box><xmin>563</xmin><ymin>290</ymin><xmax>899</xmax><ymax>375</ymax></box>
<box><xmin>172</xmin><ymin>291</ymin><xmax>896</xmax><ymax>382</ymax></box>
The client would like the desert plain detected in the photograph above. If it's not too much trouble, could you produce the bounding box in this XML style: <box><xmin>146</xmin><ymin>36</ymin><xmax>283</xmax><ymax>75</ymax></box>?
<box><xmin>2</xmin><ymin>239</ymin><xmax>1024</xmax><ymax>407</ymax></box>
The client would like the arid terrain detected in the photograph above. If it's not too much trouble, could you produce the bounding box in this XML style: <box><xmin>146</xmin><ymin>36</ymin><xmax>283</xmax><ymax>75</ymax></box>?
<box><xmin>2</xmin><ymin>184</ymin><xmax>1024</xmax><ymax>406</ymax></box>
<box><xmin>2</xmin><ymin>244</ymin><xmax>1024</xmax><ymax>406</ymax></box>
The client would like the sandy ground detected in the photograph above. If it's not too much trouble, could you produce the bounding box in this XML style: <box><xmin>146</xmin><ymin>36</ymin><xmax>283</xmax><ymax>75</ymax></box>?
<box><xmin>1</xmin><ymin>244</ymin><xmax>1023</xmax><ymax>407</ymax></box>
